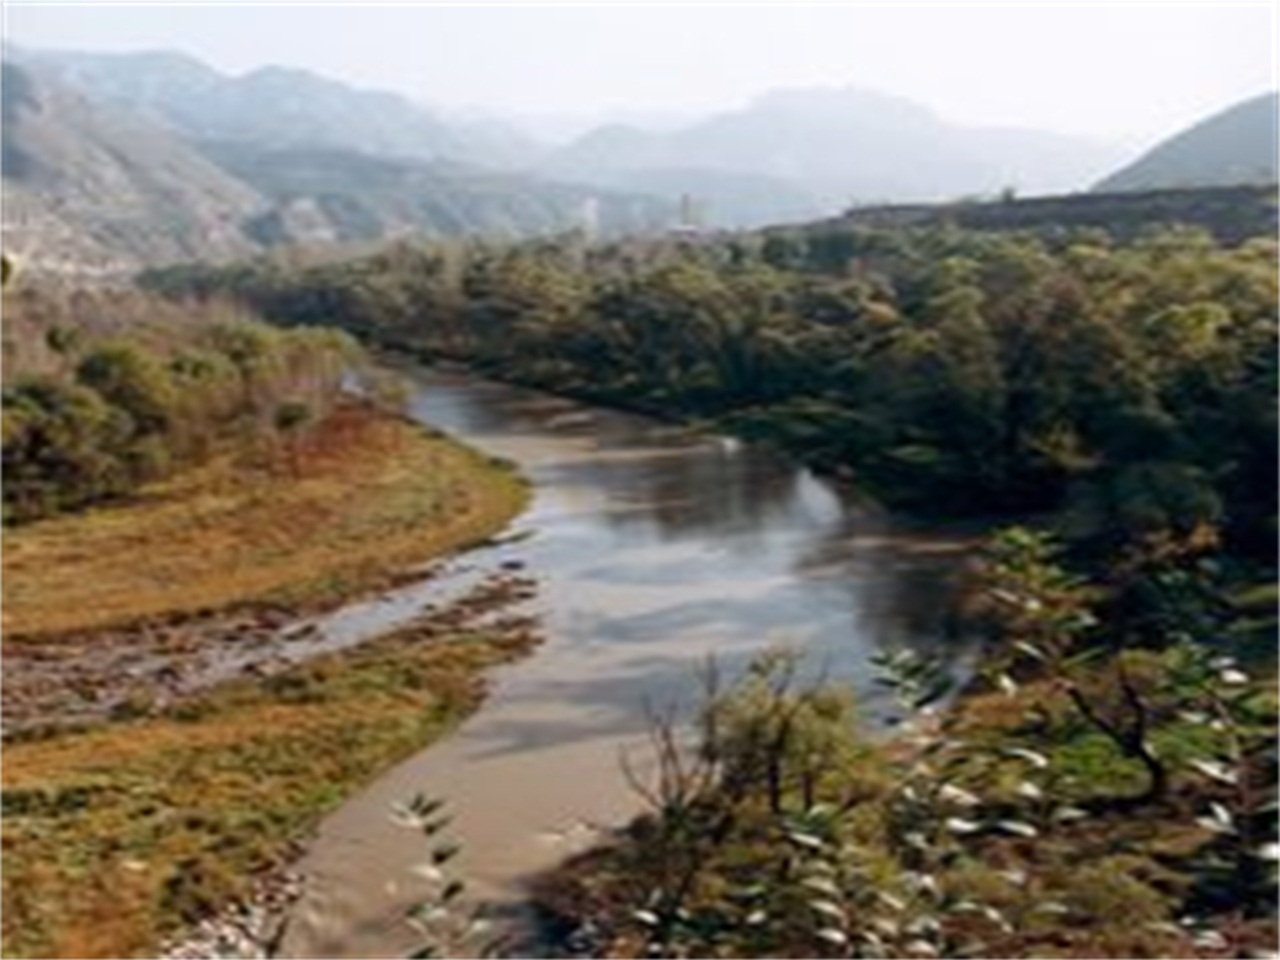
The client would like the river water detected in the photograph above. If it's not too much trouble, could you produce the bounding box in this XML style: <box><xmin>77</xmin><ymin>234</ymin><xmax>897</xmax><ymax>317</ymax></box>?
<box><xmin>282</xmin><ymin>366</ymin><xmax>977</xmax><ymax>958</ymax></box>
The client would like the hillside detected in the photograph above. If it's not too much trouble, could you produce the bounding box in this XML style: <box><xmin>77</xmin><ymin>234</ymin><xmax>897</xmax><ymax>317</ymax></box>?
<box><xmin>22</xmin><ymin>47</ymin><xmax>537</xmax><ymax>170</ymax></box>
<box><xmin>200</xmin><ymin>141</ymin><xmax>672</xmax><ymax>244</ymax></box>
<box><xmin>1095</xmin><ymin>92</ymin><xmax>1279</xmax><ymax>192</ymax></box>
<box><xmin>1</xmin><ymin>58</ymin><xmax>673</xmax><ymax>273</ymax></box>
<box><xmin>541</xmin><ymin>86</ymin><xmax>1124</xmax><ymax>225</ymax></box>
<box><xmin>1</xmin><ymin>62</ymin><xmax>265</xmax><ymax>274</ymax></box>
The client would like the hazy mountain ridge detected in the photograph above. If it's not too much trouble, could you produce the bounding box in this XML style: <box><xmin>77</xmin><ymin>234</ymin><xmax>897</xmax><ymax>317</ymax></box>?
<box><xmin>541</xmin><ymin>86</ymin><xmax>1127</xmax><ymax>220</ymax></box>
<box><xmin>1</xmin><ymin>61</ymin><xmax>266</xmax><ymax>274</ymax></box>
<box><xmin>6</xmin><ymin>44</ymin><xmax>1275</xmax><ymax>271</ymax></box>
<box><xmin>1094</xmin><ymin>92</ymin><xmax>1279</xmax><ymax>192</ymax></box>
<box><xmin>20</xmin><ymin>46</ymin><xmax>537</xmax><ymax>170</ymax></box>
<box><xmin>1</xmin><ymin>57</ymin><xmax>671</xmax><ymax>273</ymax></box>
<box><xmin>201</xmin><ymin>140</ymin><xmax>672</xmax><ymax>244</ymax></box>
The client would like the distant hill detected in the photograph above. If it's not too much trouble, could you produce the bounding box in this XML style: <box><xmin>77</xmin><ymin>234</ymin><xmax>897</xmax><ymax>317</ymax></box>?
<box><xmin>22</xmin><ymin>47</ymin><xmax>537</xmax><ymax>170</ymax></box>
<box><xmin>541</xmin><ymin>86</ymin><xmax>1124</xmax><ymax>226</ymax></box>
<box><xmin>201</xmin><ymin>141</ymin><xmax>671</xmax><ymax>245</ymax></box>
<box><xmin>1095</xmin><ymin>93</ymin><xmax>1278</xmax><ymax>192</ymax></box>
<box><xmin>1</xmin><ymin>62</ymin><xmax>265</xmax><ymax>275</ymax></box>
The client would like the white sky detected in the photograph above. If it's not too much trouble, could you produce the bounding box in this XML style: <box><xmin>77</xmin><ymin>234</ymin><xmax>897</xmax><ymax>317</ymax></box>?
<box><xmin>3</xmin><ymin>2</ymin><xmax>1276</xmax><ymax>143</ymax></box>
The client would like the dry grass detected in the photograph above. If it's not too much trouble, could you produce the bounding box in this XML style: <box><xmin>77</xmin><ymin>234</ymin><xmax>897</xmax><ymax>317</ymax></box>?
<box><xmin>3</xmin><ymin>402</ymin><xmax>528</xmax><ymax>638</ymax></box>
<box><xmin>1</xmin><ymin>617</ymin><xmax>540</xmax><ymax>959</ymax></box>
<box><xmin>1</xmin><ymin>399</ymin><xmax>537</xmax><ymax>957</ymax></box>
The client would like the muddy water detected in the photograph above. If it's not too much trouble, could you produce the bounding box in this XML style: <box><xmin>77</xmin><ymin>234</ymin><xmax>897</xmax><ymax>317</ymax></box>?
<box><xmin>283</xmin><ymin>367</ymin><xmax>978</xmax><ymax>958</ymax></box>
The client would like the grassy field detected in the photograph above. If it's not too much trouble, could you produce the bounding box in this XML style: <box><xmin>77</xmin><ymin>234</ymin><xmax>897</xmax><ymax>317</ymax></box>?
<box><xmin>3</xmin><ymin>401</ymin><xmax>527</xmax><ymax>638</ymax></box>
<box><xmin>2</xmin><ymin>610</ymin><xmax>539</xmax><ymax>958</ymax></box>
<box><xmin>2</xmin><ymin>401</ymin><xmax>536</xmax><ymax>957</ymax></box>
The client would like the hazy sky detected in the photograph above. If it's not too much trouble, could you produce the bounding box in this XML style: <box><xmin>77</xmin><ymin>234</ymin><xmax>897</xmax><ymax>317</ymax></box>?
<box><xmin>4</xmin><ymin>3</ymin><xmax>1275</xmax><ymax>144</ymax></box>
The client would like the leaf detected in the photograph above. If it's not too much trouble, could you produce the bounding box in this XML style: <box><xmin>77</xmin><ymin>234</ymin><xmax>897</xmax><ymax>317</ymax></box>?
<box><xmin>905</xmin><ymin>871</ymin><xmax>939</xmax><ymax>897</ymax></box>
<box><xmin>1188</xmin><ymin>758</ymin><xmax>1238</xmax><ymax>785</ymax></box>
<box><xmin>816</xmin><ymin>928</ymin><xmax>849</xmax><ymax>946</ymax></box>
<box><xmin>787</xmin><ymin>831</ymin><xmax>825</xmax><ymax>850</ymax></box>
<box><xmin>996</xmin><ymin>820</ymin><xmax>1038</xmax><ymax>838</ymax></box>
<box><xmin>1013</xmin><ymin>640</ymin><xmax>1048</xmax><ymax>662</ymax></box>
<box><xmin>1051</xmin><ymin>805</ymin><xmax>1088</xmax><ymax>823</ymax></box>
<box><xmin>465</xmin><ymin>918</ymin><xmax>493</xmax><ymax>938</ymax></box>
<box><xmin>421</xmin><ymin>816</ymin><xmax>453</xmax><ymax>837</ymax></box>
<box><xmin>944</xmin><ymin>817</ymin><xmax>983</xmax><ymax>835</ymax></box>
<box><xmin>938</xmin><ymin>783</ymin><xmax>981</xmax><ymax>807</ymax></box>
<box><xmin>989</xmin><ymin>588</ymin><xmax>1022</xmax><ymax>608</ymax></box>
<box><xmin>431</xmin><ymin>842</ymin><xmax>461</xmax><ymax>865</ymax></box>
<box><xmin>409</xmin><ymin>864</ymin><xmax>445</xmax><ymax>884</ymax></box>
<box><xmin>905</xmin><ymin>915</ymin><xmax>940</xmax><ymax>935</ymax></box>
<box><xmin>904</xmin><ymin>939</ymin><xmax>939</xmax><ymax>957</ymax></box>
<box><xmin>1196</xmin><ymin>816</ymin><xmax>1235</xmax><ymax>836</ymax></box>
<box><xmin>632</xmin><ymin>909</ymin><xmax>660</xmax><ymax>927</ymax></box>
<box><xmin>801</xmin><ymin>876</ymin><xmax>841</xmax><ymax>897</ymax></box>
<box><xmin>997</xmin><ymin>869</ymin><xmax>1027</xmax><ymax>887</ymax></box>
<box><xmin>1016</xmin><ymin>781</ymin><xmax>1044</xmax><ymax>801</ymax></box>
<box><xmin>872</xmin><ymin>916</ymin><xmax>900</xmax><ymax>936</ymax></box>
<box><xmin>982</xmin><ymin>904</ymin><xmax>1013</xmax><ymax>932</ymax></box>
<box><xmin>1033</xmin><ymin>902</ymin><xmax>1070</xmax><ymax>915</ymax></box>
<box><xmin>1003</xmin><ymin>747</ymin><xmax>1049</xmax><ymax>769</ymax></box>
<box><xmin>877</xmin><ymin>892</ymin><xmax>906</xmax><ymax>912</ymax></box>
<box><xmin>1193</xmin><ymin>930</ymin><xmax>1228</xmax><ymax>950</ymax></box>
<box><xmin>904</xmin><ymin>831</ymin><xmax>930</xmax><ymax>851</ymax></box>
<box><xmin>809</xmin><ymin>899</ymin><xmax>846</xmax><ymax>921</ymax></box>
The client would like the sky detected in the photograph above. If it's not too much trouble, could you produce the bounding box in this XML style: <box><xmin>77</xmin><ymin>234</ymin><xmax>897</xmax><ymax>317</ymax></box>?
<box><xmin>3</xmin><ymin>2</ymin><xmax>1276</xmax><ymax>144</ymax></box>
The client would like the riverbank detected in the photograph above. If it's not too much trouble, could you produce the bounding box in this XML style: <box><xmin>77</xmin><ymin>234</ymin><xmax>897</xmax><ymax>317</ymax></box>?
<box><xmin>1</xmin><ymin>401</ymin><xmax>538</xmax><ymax>958</ymax></box>
<box><xmin>4</xmin><ymin>400</ymin><xmax>527</xmax><ymax>640</ymax></box>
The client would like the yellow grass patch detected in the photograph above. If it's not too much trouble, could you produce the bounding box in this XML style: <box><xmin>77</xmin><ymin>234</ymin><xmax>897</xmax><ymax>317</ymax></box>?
<box><xmin>2</xmin><ymin>615</ymin><xmax>539</xmax><ymax>959</ymax></box>
<box><xmin>3</xmin><ymin>403</ymin><xmax>528</xmax><ymax>637</ymax></box>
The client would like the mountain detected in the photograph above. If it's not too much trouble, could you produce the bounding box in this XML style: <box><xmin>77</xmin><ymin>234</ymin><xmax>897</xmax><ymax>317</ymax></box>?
<box><xmin>21</xmin><ymin>47</ymin><xmax>538</xmax><ymax>170</ymax></box>
<box><xmin>541</xmin><ymin>86</ymin><xmax>1125</xmax><ymax>226</ymax></box>
<box><xmin>1</xmin><ymin>62</ymin><xmax>265</xmax><ymax>275</ymax></box>
<box><xmin>1094</xmin><ymin>92</ymin><xmax>1279</xmax><ymax>192</ymax></box>
<box><xmin>1</xmin><ymin>58</ymin><xmax>672</xmax><ymax>274</ymax></box>
<box><xmin>200</xmin><ymin>141</ymin><xmax>671</xmax><ymax>245</ymax></box>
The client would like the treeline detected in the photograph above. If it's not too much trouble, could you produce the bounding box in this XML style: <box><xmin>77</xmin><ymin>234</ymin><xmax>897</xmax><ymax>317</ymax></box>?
<box><xmin>144</xmin><ymin>222</ymin><xmax>1277</xmax><ymax>563</ymax></box>
<box><xmin>2</xmin><ymin>284</ymin><xmax>361</xmax><ymax>523</ymax></box>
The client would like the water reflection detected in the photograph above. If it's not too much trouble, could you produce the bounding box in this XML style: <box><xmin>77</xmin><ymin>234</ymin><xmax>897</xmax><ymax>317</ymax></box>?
<box><xmin>285</xmin><ymin>366</ymin><xmax>980</xmax><ymax>959</ymax></box>
<box><xmin>405</xmin><ymin>366</ymin><xmax>977</xmax><ymax>730</ymax></box>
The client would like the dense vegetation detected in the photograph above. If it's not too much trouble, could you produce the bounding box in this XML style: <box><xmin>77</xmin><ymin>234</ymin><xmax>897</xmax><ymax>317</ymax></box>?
<box><xmin>145</xmin><ymin>220</ymin><xmax>1277</xmax><ymax>559</ymax></box>
<box><xmin>2</xmin><ymin>284</ymin><xmax>364</xmax><ymax>523</ymax></box>
<box><xmin>834</xmin><ymin>184</ymin><xmax>1279</xmax><ymax>247</ymax></box>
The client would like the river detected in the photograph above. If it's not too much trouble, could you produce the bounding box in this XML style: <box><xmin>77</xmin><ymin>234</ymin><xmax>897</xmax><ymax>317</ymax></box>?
<box><xmin>281</xmin><ymin>365</ymin><xmax>978</xmax><ymax>958</ymax></box>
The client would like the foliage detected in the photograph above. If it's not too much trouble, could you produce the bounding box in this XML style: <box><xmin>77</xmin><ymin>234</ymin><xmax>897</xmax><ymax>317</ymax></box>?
<box><xmin>3</xmin><ymin>402</ymin><xmax>528</xmax><ymax>637</ymax></box>
<box><xmin>2</xmin><ymin>285</ymin><xmax>365</xmax><ymax>523</ymax></box>
<box><xmin>144</xmin><ymin>221</ymin><xmax>1277</xmax><ymax>563</ymax></box>
<box><xmin>536</xmin><ymin>532</ymin><xmax>1277</xmax><ymax>958</ymax></box>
